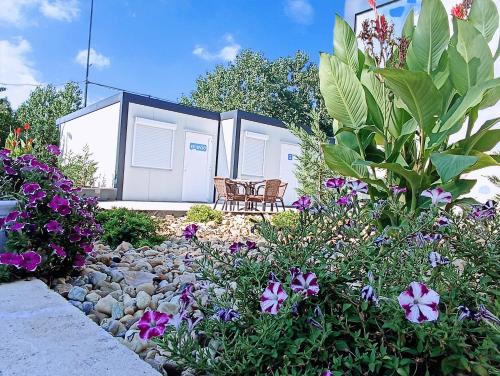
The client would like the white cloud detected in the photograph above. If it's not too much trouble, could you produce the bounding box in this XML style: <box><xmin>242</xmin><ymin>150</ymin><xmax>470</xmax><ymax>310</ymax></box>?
<box><xmin>0</xmin><ymin>38</ymin><xmax>40</xmax><ymax>108</ymax></box>
<box><xmin>193</xmin><ymin>34</ymin><xmax>241</xmax><ymax>63</ymax></box>
<box><xmin>0</xmin><ymin>0</ymin><xmax>79</xmax><ymax>25</ymax></box>
<box><xmin>75</xmin><ymin>48</ymin><xmax>111</xmax><ymax>69</ymax></box>
<box><xmin>40</xmin><ymin>0</ymin><xmax>80</xmax><ymax>22</ymax></box>
<box><xmin>284</xmin><ymin>0</ymin><xmax>314</xmax><ymax>25</ymax></box>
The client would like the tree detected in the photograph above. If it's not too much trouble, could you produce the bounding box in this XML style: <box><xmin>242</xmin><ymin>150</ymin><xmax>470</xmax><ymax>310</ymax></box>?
<box><xmin>16</xmin><ymin>82</ymin><xmax>82</xmax><ymax>155</ymax></box>
<box><xmin>0</xmin><ymin>87</ymin><xmax>18</xmax><ymax>145</ymax></box>
<box><xmin>180</xmin><ymin>50</ymin><xmax>332</xmax><ymax>134</ymax></box>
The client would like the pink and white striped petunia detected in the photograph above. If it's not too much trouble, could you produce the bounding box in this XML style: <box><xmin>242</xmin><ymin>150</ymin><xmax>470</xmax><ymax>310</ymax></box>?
<box><xmin>324</xmin><ymin>177</ymin><xmax>346</xmax><ymax>189</ymax></box>
<box><xmin>348</xmin><ymin>180</ymin><xmax>368</xmax><ymax>194</ymax></box>
<box><xmin>260</xmin><ymin>282</ymin><xmax>288</xmax><ymax>315</ymax></box>
<box><xmin>398</xmin><ymin>282</ymin><xmax>440</xmax><ymax>323</ymax></box>
<box><xmin>421</xmin><ymin>187</ymin><xmax>452</xmax><ymax>205</ymax></box>
<box><xmin>137</xmin><ymin>310</ymin><xmax>171</xmax><ymax>340</ymax></box>
<box><xmin>291</xmin><ymin>271</ymin><xmax>320</xmax><ymax>296</ymax></box>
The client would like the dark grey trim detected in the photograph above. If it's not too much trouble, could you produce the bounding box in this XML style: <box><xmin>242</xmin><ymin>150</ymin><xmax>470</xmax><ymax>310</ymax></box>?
<box><xmin>56</xmin><ymin>93</ymin><xmax>122</xmax><ymax>125</ymax></box>
<box><xmin>212</xmin><ymin>118</ymin><xmax>221</xmax><ymax>201</ymax></box>
<box><xmin>115</xmin><ymin>94</ymin><xmax>128</xmax><ymax>200</ymax></box>
<box><xmin>222</xmin><ymin>109</ymin><xmax>287</xmax><ymax>128</ymax></box>
<box><xmin>231</xmin><ymin>111</ymin><xmax>242</xmax><ymax>179</ymax></box>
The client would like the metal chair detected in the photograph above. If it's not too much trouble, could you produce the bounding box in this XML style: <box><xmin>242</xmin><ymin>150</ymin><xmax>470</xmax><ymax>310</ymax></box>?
<box><xmin>247</xmin><ymin>179</ymin><xmax>281</xmax><ymax>211</ymax></box>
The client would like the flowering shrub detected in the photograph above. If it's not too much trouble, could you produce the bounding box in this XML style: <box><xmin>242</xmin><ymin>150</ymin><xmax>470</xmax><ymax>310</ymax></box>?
<box><xmin>151</xmin><ymin>184</ymin><xmax>498</xmax><ymax>375</ymax></box>
<box><xmin>0</xmin><ymin>146</ymin><xmax>101</xmax><ymax>276</ymax></box>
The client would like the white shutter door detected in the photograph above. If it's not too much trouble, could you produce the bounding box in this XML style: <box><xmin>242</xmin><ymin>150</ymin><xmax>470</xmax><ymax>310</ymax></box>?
<box><xmin>242</xmin><ymin>134</ymin><xmax>266</xmax><ymax>176</ymax></box>
<box><xmin>132</xmin><ymin>119</ymin><xmax>175</xmax><ymax>169</ymax></box>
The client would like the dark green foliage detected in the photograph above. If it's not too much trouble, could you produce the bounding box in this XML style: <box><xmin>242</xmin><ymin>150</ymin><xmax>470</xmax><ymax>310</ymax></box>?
<box><xmin>186</xmin><ymin>205</ymin><xmax>223</xmax><ymax>224</ymax></box>
<box><xmin>0</xmin><ymin>87</ymin><xmax>18</xmax><ymax>145</ymax></box>
<box><xmin>96</xmin><ymin>208</ymin><xmax>164</xmax><ymax>249</ymax></box>
<box><xmin>180</xmin><ymin>50</ymin><xmax>332</xmax><ymax>135</ymax></box>
<box><xmin>0</xmin><ymin>265</ymin><xmax>11</xmax><ymax>283</ymax></box>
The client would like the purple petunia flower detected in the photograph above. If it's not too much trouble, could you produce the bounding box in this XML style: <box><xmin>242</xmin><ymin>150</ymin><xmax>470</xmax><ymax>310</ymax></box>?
<box><xmin>268</xmin><ymin>271</ymin><xmax>279</xmax><ymax>282</ymax></box>
<box><xmin>436</xmin><ymin>216</ymin><xmax>451</xmax><ymax>228</ymax></box>
<box><xmin>307</xmin><ymin>317</ymin><xmax>323</xmax><ymax>330</ymax></box>
<box><xmin>260</xmin><ymin>282</ymin><xmax>288</xmax><ymax>315</ymax></box>
<box><xmin>73</xmin><ymin>254</ymin><xmax>86</xmax><ymax>268</ymax></box>
<box><xmin>390</xmin><ymin>185</ymin><xmax>407</xmax><ymax>195</ymax></box>
<box><xmin>428</xmin><ymin>252</ymin><xmax>450</xmax><ymax>268</ymax></box>
<box><xmin>48</xmin><ymin>196</ymin><xmax>71</xmax><ymax>216</ymax></box>
<box><xmin>229</xmin><ymin>241</ymin><xmax>244</xmax><ymax>254</ymax></box>
<box><xmin>44</xmin><ymin>220</ymin><xmax>64</xmax><ymax>234</ymax></box>
<box><xmin>470</xmin><ymin>200</ymin><xmax>497</xmax><ymax>220</ymax></box>
<box><xmin>361</xmin><ymin>285</ymin><xmax>379</xmax><ymax>304</ymax></box>
<box><xmin>28</xmin><ymin>190</ymin><xmax>47</xmax><ymax>206</ymax></box>
<box><xmin>336</xmin><ymin>195</ymin><xmax>351</xmax><ymax>206</ymax></box>
<box><xmin>183</xmin><ymin>224</ymin><xmax>198</xmax><ymax>240</ymax></box>
<box><xmin>69</xmin><ymin>233</ymin><xmax>82</xmax><ymax>243</ymax></box>
<box><xmin>53</xmin><ymin>179</ymin><xmax>73</xmax><ymax>192</ymax></box>
<box><xmin>292</xmin><ymin>196</ymin><xmax>312</xmax><ymax>211</ymax></box>
<box><xmin>0</xmin><ymin>149</ymin><xmax>11</xmax><ymax>160</ymax></box>
<box><xmin>421</xmin><ymin>187</ymin><xmax>452</xmax><ymax>205</ymax></box>
<box><xmin>324</xmin><ymin>177</ymin><xmax>346</xmax><ymax>189</ymax></box>
<box><xmin>289</xmin><ymin>267</ymin><xmax>301</xmax><ymax>279</ymax></box>
<box><xmin>184</xmin><ymin>314</ymin><xmax>203</xmax><ymax>332</ymax></box>
<box><xmin>21</xmin><ymin>182</ymin><xmax>41</xmax><ymax>195</ymax></box>
<box><xmin>398</xmin><ymin>282</ymin><xmax>440</xmax><ymax>324</ymax></box>
<box><xmin>137</xmin><ymin>310</ymin><xmax>171</xmax><ymax>340</ymax></box>
<box><xmin>4</xmin><ymin>165</ymin><xmax>17</xmax><ymax>175</ymax></box>
<box><xmin>348</xmin><ymin>180</ymin><xmax>368</xmax><ymax>194</ymax></box>
<box><xmin>291</xmin><ymin>271</ymin><xmax>320</xmax><ymax>296</ymax></box>
<box><xmin>7</xmin><ymin>222</ymin><xmax>25</xmax><ymax>232</ymax></box>
<box><xmin>81</xmin><ymin>243</ymin><xmax>93</xmax><ymax>254</ymax></box>
<box><xmin>47</xmin><ymin>144</ymin><xmax>61</xmax><ymax>156</ymax></box>
<box><xmin>321</xmin><ymin>371</ymin><xmax>333</xmax><ymax>376</ymax></box>
<box><xmin>183</xmin><ymin>253</ymin><xmax>195</xmax><ymax>266</ymax></box>
<box><xmin>4</xmin><ymin>211</ymin><xmax>19</xmax><ymax>223</ymax></box>
<box><xmin>0</xmin><ymin>253</ymin><xmax>24</xmax><ymax>268</ymax></box>
<box><xmin>215</xmin><ymin>308</ymin><xmax>241</xmax><ymax>322</ymax></box>
<box><xmin>246</xmin><ymin>240</ymin><xmax>257</xmax><ymax>250</ymax></box>
<box><xmin>50</xmin><ymin>243</ymin><xmax>66</xmax><ymax>258</ymax></box>
<box><xmin>19</xmin><ymin>251</ymin><xmax>42</xmax><ymax>272</ymax></box>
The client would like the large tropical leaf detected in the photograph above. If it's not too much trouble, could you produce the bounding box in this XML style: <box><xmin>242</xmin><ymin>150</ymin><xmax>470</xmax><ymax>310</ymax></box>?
<box><xmin>361</xmin><ymin>70</ymin><xmax>386</xmax><ymax>131</ymax></box>
<box><xmin>322</xmin><ymin>143</ymin><xmax>368</xmax><ymax>178</ymax></box>
<box><xmin>319</xmin><ymin>53</ymin><xmax>367</xmax><ymax>129</ymax></box>
<box><xmin>444</xmin><ymin>148</ymin><xmax>500</xmax><ymax>171</ymax></box>
<box><xmin>441</xmin><ymin>179</ymin><xmax>477</xmax><ymax>201</ymax></box>
<box><xmin>430</xmin><ymin>153</ymin><xmax>479</xmax><ymax>183</ymax></box>
<box><xmin>469</xmin><ymin>0</ymin><xmax>499</xmax><ymax>42</ymax></box>
<box><xmin>402</xmin><ymin>9</ymin><xmax>415</xmax><ymax>39</ymax></box>
<box><xmin>333</xmin><ymin>15</ymin><xmax>359</xmax><ymax>73</ymax></box>
<box><xmin>448</xmin><ymin>20</ymin><xmax>494</xmax><ymax>95</ymax></box>
<box><xmin>455</xmin><ymin>118</ymin><xmax>500</xmax><ymax>152</ymax></box>
<box><xmin>406</xmin><ymin>0</ymin><xmax>449</xmax><ymax>73</ymax></box>
<box><xmin>376</xmin><ymin>68</ymin><xmax>442</xmax><ymax>134</ymax></box>
<box><xmin>370</xmin><ymin>162</ymin><xmax>422</xmax><ymax>193</ymax></box>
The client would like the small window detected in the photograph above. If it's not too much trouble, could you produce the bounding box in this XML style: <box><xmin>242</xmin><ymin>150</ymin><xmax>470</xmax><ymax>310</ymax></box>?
<box><xmin>132</xmin><ymin>117</ymin><xmax>177</xmax><ymax>170</ymax></box>
<box><xmin>241</xmin><ymin>131</ymin><xmax>268</xmax><ymax>177</ymax></box>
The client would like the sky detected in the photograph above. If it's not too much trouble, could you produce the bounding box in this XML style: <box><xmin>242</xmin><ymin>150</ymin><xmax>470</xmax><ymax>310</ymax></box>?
<box><xmin>0</xmin><ymin>0</ymin><xmax>347</xmax><ymax>108</ymax></box>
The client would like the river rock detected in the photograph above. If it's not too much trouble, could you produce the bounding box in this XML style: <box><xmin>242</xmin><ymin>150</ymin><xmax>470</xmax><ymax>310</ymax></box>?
<box><xmin>136</xmin><ymin>291</ymin><xmax>151</xmax><ymax>310</ymax></box>
<box><xmin>136</xmin><ymin>282</ymin><xmax>156</xmax><ymax>296</ymax></box>
<box><xmin>95</xmin><ymin>294</ymin><xmax>118</xmax><ymax>315</ymax></box>
<box><xmin>85</xmin><ymin>292</ymin><xmax>101</xmax><ymax>304</ymax></box>
<box><xmin>111</xmin><ymin>301</ymin><xmax>125</xmax><ymax>319</ymax></box>
<box><xmin>122</xmin><ymin>270</ymin><xmax>156</xmax><ymax>287</ymax></box>
<box><xmin>89</xmin><ymin>271</ymin><xmax>107</xmax><ymax>287</ymax></box>
<box><xmin>68</xmin><ymin>286</ymin><xmax>87</xmax><ymax>302</ymax></box>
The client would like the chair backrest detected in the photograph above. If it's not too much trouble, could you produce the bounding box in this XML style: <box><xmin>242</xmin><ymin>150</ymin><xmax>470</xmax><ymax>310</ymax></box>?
<box><xmin>263</xmin><ymin>179</ymin><xmax>281</xmax><ymax>201</ymax></box>
<box><xmin>225</xmin><ymin>179</ymin><xmax>242</xmax><ymax>197</ymax></box>
<box><xmin>277</xmin><ymin>182</ymin><xmax>288</xmax><ymax>199</ymax></box>
<box><xmin>214</xmin><ymin>177</ymin><xmax>228</xmax><ymax>197</ymax></box>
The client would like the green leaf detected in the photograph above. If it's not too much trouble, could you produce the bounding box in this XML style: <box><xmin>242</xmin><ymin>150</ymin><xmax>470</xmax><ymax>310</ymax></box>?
<box><xmin>448</xmin><ymin>20</ymin><xmax>494</xmax><ymax>95</ymax></box>
<box><xmin>319</xmin><ymin>53</ymin><xmax>367</xmax><ymax>128</ymax></box>
<box><xmin>430</xmin><ymin>153</ymin><xmax>478</xmax><ymax>183</ymax></box>
<box><xmin>469</xmin><ymin>0</ymin><xmax>499</xmax><ymax>42</ymax></box>
<box><xmin>455</xmin><ymin>117</ymin><xmax>500</xmax><ymax>152</ymax></box>
<box><xmin>361</xmin><ymin>70</ymin><xmax>386</xmax><ymax>132</ymax></box>
<box><xmin>431</xmin><ymin>50</ymin><xmax>449</xmax><ymax>89</ymax></box>
<box><xmin>370</xmin><ymin>162</ymin><xmax>422</xmax><ymax>193</ymax></box>
<box><xmin>376</xmin><ymin>68</ymin><xmax>442</xmax><ymax>134</ymax></box>
<box><xmin>402</xmin><ymin>9</ymin><xmax>415</xmax><ymax>39</ymax></box>
<box><xmin>333</xmin><ymin>15</ymin><xmax>359</xmax><ymax>73</ymax></box>
<box><xmin>441</xmin><ymin>179</ymin><xmax>477</xmax><ymax>199</ymax></box>
<box><xmin>406</xmin><ymin>0</ymin><xmax>449</xmax><ymax>73</ymax></box>
<box><xmin>322</xmin><ymin>143</ymin><xmax>368</xmax><ymax>178</ymax></box>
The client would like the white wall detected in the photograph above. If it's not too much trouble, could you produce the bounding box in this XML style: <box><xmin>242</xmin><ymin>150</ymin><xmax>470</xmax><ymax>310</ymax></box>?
<box><xmin>237</xmin><ymin>119</ymin><xmax>300</xmax><ymax>204</ymax></box>
<box><xmin>216</xmin><ymin>118</ymin><xmax>236</xmax><ymax>178</ymax></box>
<box><xmin>122</xmin><ymin>103</ymin><xmax>219</xmax><ymax>202</ymax></box>
<box><xmin>59</xmin><ymin>102</ymin><xmax>120</xmax><ymax>188</ymax></box>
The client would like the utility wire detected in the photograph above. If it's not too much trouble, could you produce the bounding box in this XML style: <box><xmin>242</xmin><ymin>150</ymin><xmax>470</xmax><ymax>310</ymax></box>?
<box><xmin>0</xmin><ymin>81</ymin><xmax>84</xmax><ymax>87</ymax></box>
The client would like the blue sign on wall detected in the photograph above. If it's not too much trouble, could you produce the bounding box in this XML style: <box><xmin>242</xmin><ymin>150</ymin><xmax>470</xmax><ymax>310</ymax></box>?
<box><xmin>288</xmin><ymin>154</ymin><xmax>294</xmax><ymax>161</ymax></box>
<box><xmin>190</xmin><ymin>143</ymin><xmax>207</xmax><ymax>152</ymax></box>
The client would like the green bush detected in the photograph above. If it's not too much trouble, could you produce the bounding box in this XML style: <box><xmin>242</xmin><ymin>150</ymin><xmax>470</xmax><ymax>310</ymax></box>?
<box><xmin>59</xmin><ymin>145</ymin><xmax>99</xmax><ymax>187</ymax></box>
<box><xmin>0</xmin><ymin>265</ymin><xmax>11</xmax><ymax>283</ymax></box>
<box><xmin>186</xmin><ymin>204</ymin><xmax>223</xmax><ymax>224</ymax></box>
<box><xmin>96</xmin><ymin>208</ymin><xmax>164</xmax><ymax>249</ymax></box>
<box><xmin>271</xmin><ymin>210</ymin><xmax>299</xmax><ymax>229</ymax></box>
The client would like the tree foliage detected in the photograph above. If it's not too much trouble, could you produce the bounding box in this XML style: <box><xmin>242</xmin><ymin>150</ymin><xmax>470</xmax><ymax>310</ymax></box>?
<box><xmin>181</xmin><ymin>50</ymin><xmax>332</xmax><ymax>134</ymax></box>
<box><xmin>0</xmin><ymin>87</ymin><xmax>18</xmax><ymax>145</ymax></box>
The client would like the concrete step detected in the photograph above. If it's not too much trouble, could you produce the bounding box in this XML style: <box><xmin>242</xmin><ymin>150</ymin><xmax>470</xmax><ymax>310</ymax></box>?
<box><xmin>0</xmin><ymin>279</ymin><xmax>161</xmax><ymax>376</ymax></box>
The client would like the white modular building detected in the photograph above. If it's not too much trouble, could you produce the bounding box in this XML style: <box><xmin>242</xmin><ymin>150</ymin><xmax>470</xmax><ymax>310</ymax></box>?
<box><xmin>57</xmin><ymin>92</ymin><xmax>301</xmax><ymax>205</ymax></box>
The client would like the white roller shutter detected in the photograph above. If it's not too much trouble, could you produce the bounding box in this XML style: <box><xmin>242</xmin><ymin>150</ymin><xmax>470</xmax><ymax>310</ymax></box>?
<box><xmin>132</xmin><ymin>117</ymin><xmax>177</xmax><ymax>170</ymax></box>
<box><xmin>241</xmin><ymin>131</ymin><xmax>268</xmax><ymax>177</ymax></box>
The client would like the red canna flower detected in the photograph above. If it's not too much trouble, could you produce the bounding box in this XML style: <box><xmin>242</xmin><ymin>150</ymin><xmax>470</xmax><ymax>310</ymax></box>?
<box><xmin>375</xmin><ymin>14</ymin><xmax>389</xmax><ymax>42</ymax></box>
<box><xmin>12</xmin><ymin>140</ymin><xmax>17</xmax><ymax>147</ymax></box>
<box><xmin>15</xmin><ymin>127</ymin><xmax>22</xmax><ymax>136</ymax></box>
<box><xmin>451</xmin><ymin>4</ymin><xmax>467</xmax><ymax>19</ymax></box>
<box><xmin>24</xmin><ymin>123</ymin><xmax>30</xmax><ymax>130</ymax></box>
<box><xmin>368</xmin><ymin>0</ymin><xmax>376</xmax><ymax>10</ymax></box>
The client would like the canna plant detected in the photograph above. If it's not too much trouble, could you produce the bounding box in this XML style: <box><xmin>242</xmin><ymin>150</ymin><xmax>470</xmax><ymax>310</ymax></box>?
<box><xmin>319</xmin><ymin>0</ymin><xmax>499</xmax><ymax>213</ymax></box>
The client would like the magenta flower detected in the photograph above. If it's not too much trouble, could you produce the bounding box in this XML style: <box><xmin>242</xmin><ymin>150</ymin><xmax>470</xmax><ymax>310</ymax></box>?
<box><xmin>73</xmin><ymin>254</ymin><xmax>86</xmax><ymax>268</ymax></box>
<box><xmin>21</xmin><ymin>182</ymin><xmax>41</xmax><ymax>195</ymax></box>
<box><xmin>5</xmin><ymin>211</ymin><xmax>19</xmax><ymax>223</ymax></box>
<box><xmin>398</xmin><ymin>282</ymin><xmax>440</xmax><ymax>323</ymax></box>
<box><xmin>292</xmin><ymin>196</ymin><xmax>312</xmax><ymax>211</ymax></box>
<box><xmin>137</xmin><ymin>310</ymin><xmax>171</xmax><ymax>340</ymax></box>
<box><xmin>348</xmin><ymin>180</ymin><xmax>368</xmax><ymax>194</ymax></box>
<box><xmin>81</xmin><ymin>243</ymin><xmax>93</xmax><ymax>254</ymax></box>
<box><xmin>0</xmin><ymin>253</ymin><xmax>24</xmax><ymax>268</ymax></box>
<box><xmin>229</xmin><ymin>241</ymin><xmax>244</xmax><ymax>254</ymax></box>
<box><xmin>183</xmin><ymin>224</ymin><xmax>198</xmax><ymax>240</ymax></box>
<box><xmin>28</xmin><ymin>190</ymin><xmax>47</xmax><ymax>206</ymax></box>
<box><xmin>260</xmin><ymin>282</ymin><xmax>288</xmax><ymax>315</ymax></box>
<box><xmin>69</xmin><ymin>233</ymin><xmax>82</xmax><ymax>243</ymax></box>
<box><xmin>19</xmin><ymin>251</ymin><xmax>42</xmax><ymax>272</ymax></box>
<box><xmin>336</xmin><ymin>195</ymin><xmax>351</xmax><ymax>206</ymax></box>
<box><xmin>54</xmin><ymin>179</ymin><xmax>73</xmax><ymax>192</ymax></box>
<box><xmin>215</xmin><ymin>308</ymin><xmax>241</xmax><ymax>322</ymax></box>
<box><xmin>44</xmin><ymin>220</ymin><xmax>64</xmax><ymax>234</ymax></box>
<box><xmin>48</xmin><ymin>196</ymin><xmax>71</xmax><ymax>216</ymax></box>
<box><xmin>291</xmin><ymin>271</ymin><xmax>320</xmax><ymax>296</ymax></box>
<box><xmin>50</xmin><ymin>243</ymin><xmax>66</xmax><ymax>258</ymax></box>
<box><xmin>325</xmin><ymin>177</ymin><xmax>346</xmax><ymax>189</ymax></box>
<box><xmin>7</xmin><ymin>222</ymin><xmax>25</xmax><ymax>232</ymax></box>
<box><xmin>421</xmin><ymin>187</ymin><xmax>452</xmax><ymax>205</ymax></box>
<box><xmin>47</xmin><ymin>144</ymin><xmax>61</xmax><ymax>156</ymax></box>
<box><xmin>390</xmin><ymin>185</ymin><xmax>407</xmax><ymax>195</ymax></box>
<box><xmin>4</xmin><ymin>165</ymin><xmax>17</xmax><ymax>175</ymax></box>
<box><xmin>321</xmin><ymin>371</ymin><xmax>333</xmax><ymax>376</ymax></box>
<box><xmin>246</xmin><ymin>240</ymin><xmax>257</xmax><ymax>250</ymax></box>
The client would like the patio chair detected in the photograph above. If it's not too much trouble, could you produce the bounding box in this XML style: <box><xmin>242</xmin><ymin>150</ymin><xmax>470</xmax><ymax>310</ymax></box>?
<box><xmin>275</xmin><ymin>182</ymin><xmax>288</xmax><ymax>211</ymax></box>
<box><xmin>247</xmin><ymin>179</ymin><xmax>281</xmax><ymax>212</ymax></box>
<box><xmin>213</xmin><ymin>177</ymin><xmax>246</xmax><ymax>211</ymax></box>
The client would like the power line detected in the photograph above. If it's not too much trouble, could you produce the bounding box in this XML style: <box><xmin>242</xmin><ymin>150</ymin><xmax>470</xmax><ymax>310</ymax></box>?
<box><xmin>0</xmin><ymin>81</ymin><xmax>84</xmax><ymax>87</ymax></box>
